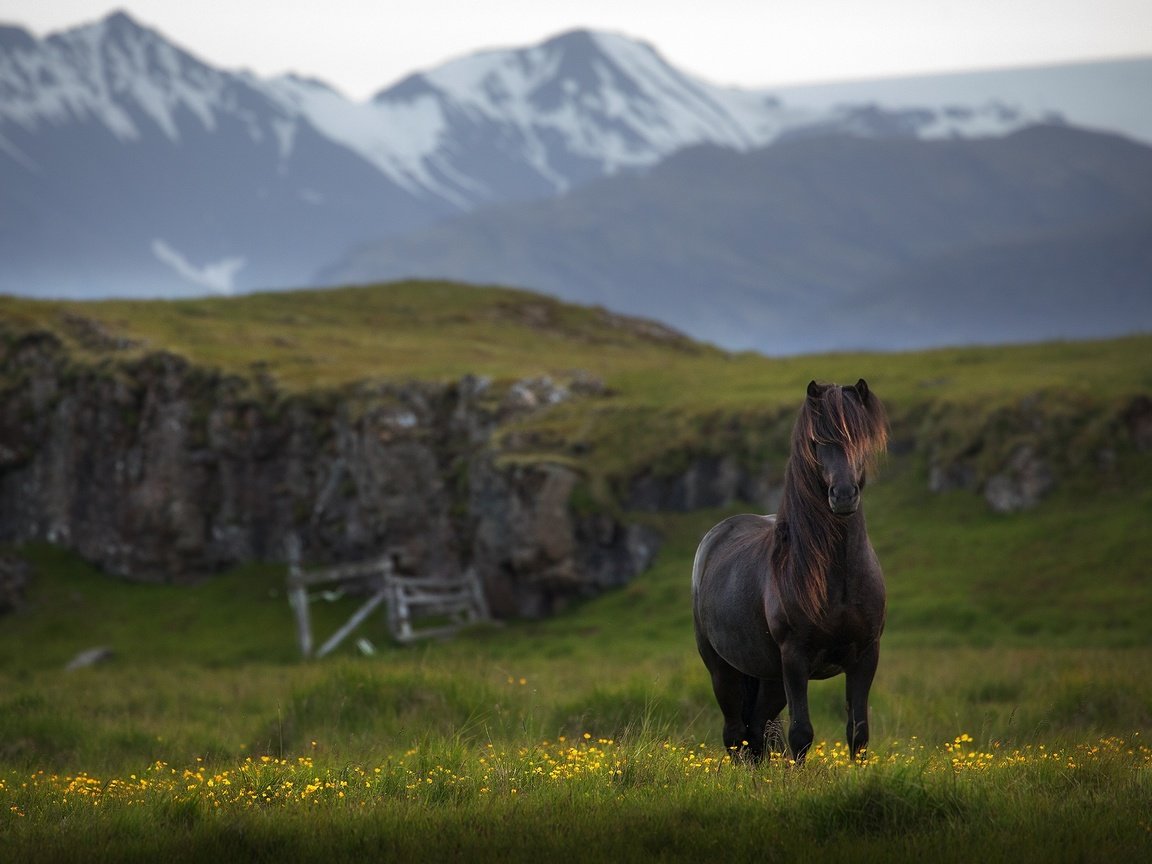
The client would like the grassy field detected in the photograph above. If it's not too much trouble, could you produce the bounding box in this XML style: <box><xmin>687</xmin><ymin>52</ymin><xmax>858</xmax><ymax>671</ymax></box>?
<box><xmin>2</xmin><ymin>464</ymin><xmax>1150</xmax><ymax>861</ymax></box>
<box><xmin>1</xmin><ymin>283</ymin><xmax>1151</xmax><ymax>860</ymax></box>
<box><xmin>3</xmin><ymin>282</ymin><xmax>1151</xmax><ymax>406</ymax></box>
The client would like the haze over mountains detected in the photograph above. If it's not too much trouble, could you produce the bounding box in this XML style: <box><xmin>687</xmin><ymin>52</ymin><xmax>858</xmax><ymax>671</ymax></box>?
<box><xmin>1</xmin><ymin>10</ymin><xmax>1150</xmax><ymax>353</ymax></box>
<box><xmin>323</xmin><ymin>126</ymin><xmax>1152</xmax><ymax>354</ymax></box>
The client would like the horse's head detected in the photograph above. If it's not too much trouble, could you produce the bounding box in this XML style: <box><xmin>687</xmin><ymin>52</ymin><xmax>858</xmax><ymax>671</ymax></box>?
<box><xmin>800</xmin><ymin>379</ymin><xmax>888</xmax><ymax>516</ymax></box>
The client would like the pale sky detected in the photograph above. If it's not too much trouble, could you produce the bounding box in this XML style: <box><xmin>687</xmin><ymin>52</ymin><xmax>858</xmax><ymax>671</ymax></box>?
<box><xmin>4</xmin><ymin>0</ymin><xmax>1151</xmax><ymax>101</ymax></box>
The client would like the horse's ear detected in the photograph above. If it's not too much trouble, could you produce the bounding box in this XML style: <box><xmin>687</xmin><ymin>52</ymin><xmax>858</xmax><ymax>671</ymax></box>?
<box><xmin>807</xmin><ymin>380</ymin><xmax>823</xmax><ymax>402</ymax></box>
<box><xmin>853</xmin><ymin>378</ymin><xmax>870</xmax><ymax>404</ymax></box>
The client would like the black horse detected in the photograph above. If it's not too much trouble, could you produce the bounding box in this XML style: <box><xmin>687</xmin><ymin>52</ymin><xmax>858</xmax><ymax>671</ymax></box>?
<box><xmin>692</xmin><ymin>379</ymin><xmax>889</xmax><ymax>763</ymax></box>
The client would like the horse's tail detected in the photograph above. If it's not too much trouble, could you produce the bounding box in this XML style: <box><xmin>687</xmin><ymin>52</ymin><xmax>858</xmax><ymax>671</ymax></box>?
<box><xmin>690</xmin><ymin>519</ymin><xmax>728</xmax><ymax>596</ymax></box>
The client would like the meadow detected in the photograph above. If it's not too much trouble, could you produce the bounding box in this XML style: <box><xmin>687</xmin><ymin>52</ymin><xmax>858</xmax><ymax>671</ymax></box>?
<box><xmin>1</xmin><ymin>283</ymin><xmax>1151</xmax><ymax>860</ymax></box>
<box><xmin>3</xmin><ymin>471</ymin><xmax>1150</xmax><ymax>861</ymax></box>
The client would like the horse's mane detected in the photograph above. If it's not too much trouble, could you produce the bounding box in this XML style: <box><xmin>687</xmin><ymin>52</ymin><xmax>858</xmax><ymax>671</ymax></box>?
<box><xmin>771</xmin><ymin>381</ymin><xmax>888</xmax><ymax>622</ymax></box>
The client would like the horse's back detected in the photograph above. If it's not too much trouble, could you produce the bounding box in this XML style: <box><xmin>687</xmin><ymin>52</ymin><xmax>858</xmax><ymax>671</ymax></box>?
<box><xmin>691</xmin><ymin>512</ymin><xmax>775</xmax><ymax>593</ymax></box>
<box><xmin>692</xmin><ymin>513</ymin><xmax>781</xmax><ymax>677</ymax></box>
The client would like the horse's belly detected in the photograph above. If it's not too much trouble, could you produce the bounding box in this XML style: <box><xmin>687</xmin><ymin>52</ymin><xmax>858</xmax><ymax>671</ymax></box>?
<box><xmin>809</xmin><ymin>661</ymin><xmax>845</xmax><ymax>681</ymax></box>
<box><xmin>696</xmin><ymin>582</ymin><xmax>780</xmax><ymax>677</ymax></box>
<box><xmin>808</xmin><ymin>643</ymin><xmax>867</xmax><ymax>679</ymax></box>
<box><xmin>707</xmin><ymin>626</ymin><xmax>782</xmax><ymax>679</ymax></box>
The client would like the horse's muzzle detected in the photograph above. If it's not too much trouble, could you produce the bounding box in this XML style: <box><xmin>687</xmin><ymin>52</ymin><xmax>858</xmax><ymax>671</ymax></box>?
<box><xmin>829</xmin><ymin>484</ymin><xmax>860</xmax><ymax>515</ymax></box>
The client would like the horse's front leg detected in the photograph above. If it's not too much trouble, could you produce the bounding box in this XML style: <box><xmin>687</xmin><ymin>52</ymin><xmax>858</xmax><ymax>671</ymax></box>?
<box><xmin>845</xmin><ymin>643</ymin><xmax>879</xmax><ymax>760</ymax></box>
<box><xmin>780</xmin><ymin>644</ymin><xmax>814</xmax><ymax>762</ymax></box>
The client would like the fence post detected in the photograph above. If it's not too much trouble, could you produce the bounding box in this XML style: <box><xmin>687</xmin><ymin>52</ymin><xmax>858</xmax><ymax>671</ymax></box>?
<box><xmin>285</xmin><ymin>534</ymin><xmax>313</xmax><ymax>658</ymax></box>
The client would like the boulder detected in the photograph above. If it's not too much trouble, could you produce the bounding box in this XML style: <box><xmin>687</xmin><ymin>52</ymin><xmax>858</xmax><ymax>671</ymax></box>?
<box><xmin>65</xmin><ymin>646</ymin><xmax>115</xmax><ymax>670</ymax></box>
<box><xmin>983</xmin><ymin>445</ymin><xmax>1055</xmax><ymax>513</ymax></box>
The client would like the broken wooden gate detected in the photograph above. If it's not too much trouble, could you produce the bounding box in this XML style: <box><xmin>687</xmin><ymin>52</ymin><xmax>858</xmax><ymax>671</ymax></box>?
<box><xmin>287</xmin><ymin>552</ymin><xmax>489</xmax><ymax>658</ymax></box>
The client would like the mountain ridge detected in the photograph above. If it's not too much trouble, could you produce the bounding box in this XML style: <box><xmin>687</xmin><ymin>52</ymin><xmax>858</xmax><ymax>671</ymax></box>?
<box><xmin>320</xmin><ymin>124</ymin><xmax>1152</xmax><ymax>355</ymax></box>
<box><xmin>1</xmin><ymin>10</ymin><xmax>1150</xmax><ymax>354</ymax></box>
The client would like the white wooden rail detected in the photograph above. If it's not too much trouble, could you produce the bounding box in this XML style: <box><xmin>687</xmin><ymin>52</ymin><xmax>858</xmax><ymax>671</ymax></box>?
<box><xmin>287</xmin><ymin>553</ymin><xmax>489</xmax><ymax>658</ymax></box>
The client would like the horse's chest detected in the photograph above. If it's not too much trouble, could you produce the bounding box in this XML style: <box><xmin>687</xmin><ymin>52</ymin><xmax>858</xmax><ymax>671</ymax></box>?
<box><xmin>805</xmin><ymin>608</ymin><xmax>881</xmax><ymax>679</ymax></box>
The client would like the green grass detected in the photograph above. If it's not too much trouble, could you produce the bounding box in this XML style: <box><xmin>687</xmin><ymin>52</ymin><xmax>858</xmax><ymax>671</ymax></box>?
<box><xmin>2</xmin><ymin>281</ymin><xmax>1152</xmax><ymax>859</ymax></box>
<box><xmin>2</xmin><ymin>484</ymin><xmax>1151</xmax><ymax>861</ymax></box>
<box><xmin>1</xmin><ymin>449</ymin><xmax>1149</xmax><ymax>775</ymax></box>
<box><xmin>3</xmin><ymin>736</ymin><xmax>1150</xmax><ymax>863</ymax></box>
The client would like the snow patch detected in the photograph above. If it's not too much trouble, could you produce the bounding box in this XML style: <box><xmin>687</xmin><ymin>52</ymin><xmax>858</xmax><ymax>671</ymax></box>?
<box><xmin>263</xmin><ymin>74</ymin><xmax>461</xmax><ymax>202</ymax></box>
<box><xmin>151</xmin><ymin>239</ymin><xmax>246</xmax><ymax>294</ymax></box>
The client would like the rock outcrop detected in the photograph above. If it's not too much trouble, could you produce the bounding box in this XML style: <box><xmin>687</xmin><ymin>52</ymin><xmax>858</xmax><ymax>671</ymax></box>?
<box><xmin>469</xmin><ymin>458</ymin><xmax>661</xmax><ymax>617</ymax></box>
<box><xmin>923</xmin><ymin>391</ymin><xmax>1151</xmax><ymax>513</ymax></box>
<box><xmin>982</xmin><ymin>445</ymin><xmax>1056</xmax><ymax>514</ymax></box>
<box><xmin>626</xmin><ymin>454</ymin><xmax>781</xmax><ymax>513</ymax></box>
<box><xmin>0</xmin><ymin>332</ymin><xmax>659</xmax><ymax>616</ymax></box>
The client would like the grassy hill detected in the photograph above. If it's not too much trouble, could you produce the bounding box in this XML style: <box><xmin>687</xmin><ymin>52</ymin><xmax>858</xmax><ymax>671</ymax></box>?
<box><xmin>1</xmin><ymin>282</ymin><xmax>1150</xmax><ymax>860</ymax></box>
<box><xmin>3</xmin><ymin>280</ymin><xmax>1150</xmax><ymax>480</ymax></box>
<box><xmin>3</xmin><ymin>280</ymin><xmax>1151</xmax><ymax>401</ymax></box>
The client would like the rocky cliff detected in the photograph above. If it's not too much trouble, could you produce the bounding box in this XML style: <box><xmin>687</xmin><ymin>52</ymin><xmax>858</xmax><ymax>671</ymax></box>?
<box><xmin>0</xmin><ymin>332</ymin><xmax>680</xmax><ymax>617</ymax></box>
<box><xmin>921</xmin><ymin>391</ymin><xmax>1152</xmax><ymax>512</ymax></box>
<box><xmin>3</xmin><ymin>325</ymin><xmax>1147</xmax><ymax>619</ymax></box>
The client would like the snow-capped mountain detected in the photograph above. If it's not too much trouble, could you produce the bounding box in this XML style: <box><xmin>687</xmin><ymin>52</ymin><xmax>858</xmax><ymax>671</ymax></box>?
<box><xmin>0</xmin><ymin>10</ymin><xmax>1149</xmax><ymax>305</ymax></box>
<box><xmin>235</xmin><ymin>28</ymin><xmax>1074</xmax><ymax>207</ymax></box>
<box><xmin>771</xmin><ymin>58</ymin><xmax>1152</xmax><ymax>144</ymax></box>
<box><xmin>0</xmin><ymin>12</ymin><xmax>447</xmax><ymax>297</ymax></box>
<box><xmin>363</xmin><ymin>30</ymin><xmax>793</xmax><ymax>205</ymax></box>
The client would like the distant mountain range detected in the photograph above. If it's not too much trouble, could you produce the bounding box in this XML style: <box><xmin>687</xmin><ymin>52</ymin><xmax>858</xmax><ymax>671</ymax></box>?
<box><xmin>322</xmin><ymin>126</ymin><xmax>1152</xmax><ymax>354</ymax></box>
<box><xmin>2</xmin><ymin>11</ymin><xmax>1150</xmax><ymax>353</ymax></box>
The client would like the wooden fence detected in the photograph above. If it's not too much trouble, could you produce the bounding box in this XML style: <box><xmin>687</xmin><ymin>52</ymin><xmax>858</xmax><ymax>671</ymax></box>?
<box><xmin>286</xmin><ymin>552</ymin><xmax>489</xmax><ymax>658</ymax></box>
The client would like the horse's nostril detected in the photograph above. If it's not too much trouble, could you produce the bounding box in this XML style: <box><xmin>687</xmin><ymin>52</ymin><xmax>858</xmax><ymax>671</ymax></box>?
<box><xmin>829</xmin><ymin>484</ymin><xmax>860</xmax><ymax>514</ymax></box>
<box><xmin>830</xmin><ymin>484</ymin><xmax>859</xmax><ymax>502</ymax></box>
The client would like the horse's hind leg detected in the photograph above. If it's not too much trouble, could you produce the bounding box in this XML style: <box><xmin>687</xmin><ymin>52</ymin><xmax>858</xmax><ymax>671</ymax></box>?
<box><xmin>698</xmin><ymin>640</ymin><xmax>761</xmax><ymax>762</ymax></box>
<box><xmin>755</xmin><ymin>678</ymin><xmax>788</xmax><ymax>757</ymax></box>
<box><xmin>715</xmin><ymin>666</ymin><xmax>756</xmax><ymax>760</ymax></box>
<box><xmin>739</xmin><ymin>675</ymin><xmax>768</xmax><ymax>761</ymax></box>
